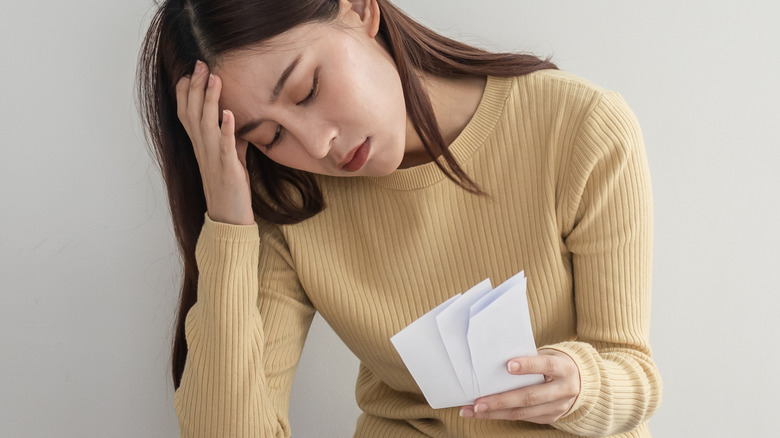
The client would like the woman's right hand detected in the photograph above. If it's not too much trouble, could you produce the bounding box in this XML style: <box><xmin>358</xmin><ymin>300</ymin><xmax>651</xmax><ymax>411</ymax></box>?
<box><xmin>176</xmin><ymin>60</ymin><xmax>255</xmax><ymax>226</ymax></box>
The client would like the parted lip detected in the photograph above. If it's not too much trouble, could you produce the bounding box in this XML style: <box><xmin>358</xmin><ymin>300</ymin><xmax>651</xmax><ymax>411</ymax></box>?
<box><xmin>339</xmin><ymin>139</ymin><xmax>368</xmax><ymax>169</ymax></box>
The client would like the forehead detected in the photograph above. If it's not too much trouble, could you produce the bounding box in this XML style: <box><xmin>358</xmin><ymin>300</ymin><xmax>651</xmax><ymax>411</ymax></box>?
<box><xmin>213</xmin><ymin>22</ymin><xmax>329</xmax><ymax>112</ymax></box>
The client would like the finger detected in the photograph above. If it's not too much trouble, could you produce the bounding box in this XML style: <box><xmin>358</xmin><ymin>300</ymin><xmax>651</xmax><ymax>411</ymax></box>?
<box><xmin>473</xmin><ymin>383</ymin><xmax>559</xmax><ymax>413</ymax></box>
<box><xmin>201</xmin><ymin>73</ymin><xmax>221</xmax><ymax>135</ymax></box>
<box><xmin>468</xmin><ymin>399</ymin><xmax>570</xmax><ymax>423</ymax></box>
<box><xmin>507</xmin><ymin>353</ymin><xmax>564</xmax><ymax>378</ymax></box>
<box><xmin>177</xmin><ymin>74</ymin><xmax>206</xmax><ymax>165</ymax></box>
<box><xmin>235</xmin><ymin>139</ymin><xmax>249</xmax><ymax>170</ymax></box>
<box><xmin>175</xmin><ymin>75</ymin><xmax>191</xmax><ymax>130</ymax></box>
<box><xmin>186</xmin><ymin>60</ymin><xmax>209</xmax><ymax>136</ymax></box>
<box><xmin>220</xmin><ymin>109</ymin><xmax>237</xmax><ymax>158</ymax></box>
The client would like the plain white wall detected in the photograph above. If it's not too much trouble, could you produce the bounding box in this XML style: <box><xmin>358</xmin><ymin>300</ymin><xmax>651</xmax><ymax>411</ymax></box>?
<box><xmin>1</xmin><ymin>1</ymin><xmax>778</xmax><ymax>437</ymax></box>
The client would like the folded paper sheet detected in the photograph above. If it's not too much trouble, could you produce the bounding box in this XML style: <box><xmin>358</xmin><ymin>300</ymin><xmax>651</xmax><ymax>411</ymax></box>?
<box><xmin>390</xmin><ymin>271</ymin><xmax>544</xmax><ymax>409</ymax></box>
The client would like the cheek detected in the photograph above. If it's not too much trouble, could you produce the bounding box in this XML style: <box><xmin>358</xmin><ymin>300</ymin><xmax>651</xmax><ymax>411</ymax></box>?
<box><xmin>366</xmin><ymin>63</ymin><xmax>404</xmax><ymax>112</ymax></box>
<box><xmin>337</xmin><ymin>43</ymin><xmax>405</xmax><ymax>123</ymax></box>
<box><xmin>348</xmin><ymin>74</ymin><xmax>406</xmax><ymax>134</ymax></box>
<box><xmin>261</xmin><ymin>146</ymin><xmax>321</xmax><ymax>173</ymax></box>
<box><xmin>367</xmin><ymin>71</ymin><xmax>406</xmax><ymax>135</ymax></box>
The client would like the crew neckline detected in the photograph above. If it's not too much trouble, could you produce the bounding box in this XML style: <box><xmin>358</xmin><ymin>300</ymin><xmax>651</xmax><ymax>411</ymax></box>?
<box><xmin>367</xmin><ymin>75</ymin><xmax>514</xmax><ymax>191</ymax></box>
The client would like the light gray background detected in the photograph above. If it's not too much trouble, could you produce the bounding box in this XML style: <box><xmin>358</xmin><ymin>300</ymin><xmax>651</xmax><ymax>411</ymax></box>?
<box><xmin>1</xmin><ymin>1</ymin><xmax>778</xmax><ymax>437</ymax></box>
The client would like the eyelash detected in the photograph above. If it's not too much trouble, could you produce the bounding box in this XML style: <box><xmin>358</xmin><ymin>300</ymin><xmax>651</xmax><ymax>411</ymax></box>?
<box><xmin>264</xmin><ymin>69</ymin><xmax>320</xmax><ymax>150</ymax></box>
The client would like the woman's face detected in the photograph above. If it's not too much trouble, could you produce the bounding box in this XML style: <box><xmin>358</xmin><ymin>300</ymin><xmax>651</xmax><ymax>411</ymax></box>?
<box><xmin>214</xmin><ymin>11</ymin><xmax>408</xmax><ymax>177</ymax></box>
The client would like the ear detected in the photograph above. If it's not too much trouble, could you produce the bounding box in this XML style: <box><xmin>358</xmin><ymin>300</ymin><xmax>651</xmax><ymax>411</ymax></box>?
<box><xmin>339</xmin><ymin>0</ymin><xmax>381</xmax><ymax>38</ymax></box>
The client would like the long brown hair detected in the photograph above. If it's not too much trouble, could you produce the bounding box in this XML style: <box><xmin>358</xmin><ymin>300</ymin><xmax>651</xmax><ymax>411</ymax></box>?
<box><xmin>136</xmin><ymin>0</ymin><xmax>556</xmax><ymax>389</ymax></box>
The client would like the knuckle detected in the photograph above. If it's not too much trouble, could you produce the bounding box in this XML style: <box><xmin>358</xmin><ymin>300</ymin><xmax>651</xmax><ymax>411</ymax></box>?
<box><xmin>545</xmin><ymin>356</ymin><xmax>557</xmax><ymax>374</ymax></box>
<box><xmin>221</xmin><ymin>140</ymin><xmax>235</xmax><ymax>154</ymax></box>
<box><xmin>509</xmin><ymin>408</ymin><xmax>526</xmax><ymax>421</ymax></box>
<box><xmin>189</xmin><ymin>72</ymin><xmax>203</xmax><ymax>88</ymax></box>
<box><xmin>220</xmin><ymin>138</ymin><xmax>236</xmax><ymax>153</ymax></box>
<box><xmin>491</xmin><ymin>399</ymin><xmax>507</xmax><ymax>411</ymax></box>
<box><xmin>523</xmin><ymin>391</ymin><xmax>540</xmax><ymax>406</ymax></box>
<box><xmin>187</xmin><ymin>106</ymin><xmax>201</xmax><ymax>124</ymax></box>
<box><xmin>204</xmin><ymin>85</ymin><xmax>217</xmax><ymax>101</ymax></box>
<box><xmin>175</xmin><ymin>77</ymin><xmax>190</xmax><ymax>92</ymax></box>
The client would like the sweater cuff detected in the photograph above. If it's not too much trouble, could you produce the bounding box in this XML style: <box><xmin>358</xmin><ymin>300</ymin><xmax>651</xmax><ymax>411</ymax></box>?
<box><xmin>539</xmin><ymin>341</ymin><xmax>601</xmax><ymax>424</ymax></box>
<box><xmin>195</xmin><ymin>214</ymin><xmax>261</xmax><ymax>308</ymax></box>
<box><xmin>202</xmin><ymin>213</ymin><xmax>261</xmax><ymax>241</ymax></box>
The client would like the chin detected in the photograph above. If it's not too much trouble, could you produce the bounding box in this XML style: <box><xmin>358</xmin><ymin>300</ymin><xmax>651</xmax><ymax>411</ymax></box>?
<box><xmin>370</xmin><ymin>149</ymin><xmax>405</xmax><ymax>176</ymax></box>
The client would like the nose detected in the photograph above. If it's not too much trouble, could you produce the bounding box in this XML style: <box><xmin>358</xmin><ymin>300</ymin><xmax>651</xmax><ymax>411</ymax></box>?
<box><xmin>293</xmin><ymin>117</ymin><xmax>337</xmax><ymax>159</ymax></box>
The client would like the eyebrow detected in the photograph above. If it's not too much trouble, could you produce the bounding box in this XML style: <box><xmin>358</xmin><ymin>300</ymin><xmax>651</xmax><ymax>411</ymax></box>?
<box><xmin>234</xmin><ymin>54</ymin><xmax>302</xmax><ymax>138</ymax></box>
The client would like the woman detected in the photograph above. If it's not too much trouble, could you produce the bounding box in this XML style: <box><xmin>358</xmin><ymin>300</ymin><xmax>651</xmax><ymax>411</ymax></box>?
<box><xmin>137</xmin><ymin>0</ymin><xmax>662</xmax><ymax>436</ymax></box>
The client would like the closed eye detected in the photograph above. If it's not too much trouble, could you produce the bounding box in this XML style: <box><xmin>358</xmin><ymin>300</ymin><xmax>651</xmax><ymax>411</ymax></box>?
<box><xmin>264</xmin><ymin>69</ymin><xmax>319</xmax><ymax>150</ymax></box>
<box><xmin>263</xmin><ymin>125</ymin><xmax>283</xmax><ymax>150</ymax></box>
<box><xmin>297</xmin><ymin>68</ymin><xmax>319</xmax><ymax>106</ymax></box>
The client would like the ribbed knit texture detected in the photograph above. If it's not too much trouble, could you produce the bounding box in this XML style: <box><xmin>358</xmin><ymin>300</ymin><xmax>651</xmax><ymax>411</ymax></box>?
<box><xmin>175</xmin><ymin>70</ymin><xmax>661</xmax><ymax>437</ymax></box>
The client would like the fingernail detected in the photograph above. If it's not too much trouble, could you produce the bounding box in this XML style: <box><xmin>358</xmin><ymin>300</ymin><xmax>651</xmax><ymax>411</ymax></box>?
<box><xmin>508</xmin><ymin>361</ymin><xmax>520</xmax><ymax>372</ymax></box>
<box><xmin>474</xmin><ymin>403</ymin><xmax>487</xmax><ymax>413</ymax></box>
<box><xmin>208</xmin><ymin>73</ymin><xmax>215</xmax><ymax>87</ymax></box>
<box><xmin>195</xmin><ymin>60</ymin><xmax>205</xmax><ymax>71</ymax></box>
<box><xmin>458</xmin><ymin>408</ymin><xmax>465</xmax><ymax>417</ymax></box>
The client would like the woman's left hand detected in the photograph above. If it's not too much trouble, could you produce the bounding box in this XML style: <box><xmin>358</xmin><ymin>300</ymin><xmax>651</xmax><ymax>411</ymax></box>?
<box><xmin>459</xmin><ymin>349</ymin><xmax>580</xmax><ymax>424</ymax></box>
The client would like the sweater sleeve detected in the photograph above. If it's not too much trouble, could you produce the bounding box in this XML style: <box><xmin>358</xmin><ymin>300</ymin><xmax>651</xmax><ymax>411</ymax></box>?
<box><xmin>174</xmin><ymin>215</ymin><xmax>316</xmax><ymax>437</ymax></box>
<box><xmin>545</xmin><ymin>92</ymin><xmax>662</xmax><ymax>437</ymax></box>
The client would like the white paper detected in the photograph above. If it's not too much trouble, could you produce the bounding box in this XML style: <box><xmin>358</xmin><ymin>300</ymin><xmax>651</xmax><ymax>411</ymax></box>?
<box><xmin>467</xmin><ymin>273</ymin><xmax>545</xmax><ymax>397</ymax></box>
<box><xmin>391</xmin><ymin>271</ymin><xmax>544</xmax><ymax>409</ymax></box>
<box><xmin>389</xmin><ymin>294</ymin><xmax>471</xmax><ymax>408</ymax></box>
<box><xmin>435</xmin><ymin>278</ymin><xmax>493</xmax><ymax>400</ymax></box>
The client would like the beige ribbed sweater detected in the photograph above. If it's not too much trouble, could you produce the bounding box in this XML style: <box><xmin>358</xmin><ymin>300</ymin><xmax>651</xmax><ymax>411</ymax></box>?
<box><xmin>174</xmin><ymin>70</ymin><xmax>661</xmax><ymax>437</ymax></box>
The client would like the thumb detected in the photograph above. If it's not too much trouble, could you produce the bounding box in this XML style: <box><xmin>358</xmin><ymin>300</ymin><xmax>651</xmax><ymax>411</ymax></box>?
<box><xmin>236</xmin><ymin>140</ymin><xmax>249</xmax><ymax>169</ymax></box>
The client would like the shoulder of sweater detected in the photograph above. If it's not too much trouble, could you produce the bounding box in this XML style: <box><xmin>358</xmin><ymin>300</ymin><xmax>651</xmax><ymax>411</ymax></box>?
<box><xmin>515</xmin><ymin>69</ymin><xmax>611</xmax><ymax>94</ymax></box>
<box><xmin>521</xmin><ymin>71</ymin><xmax>639</xmax><ymax>132</ymax></box>
<box><xmin>507</xmin><ymin>69</ymin><xmax>618</xmax><ymax>111</ymax></box>
<box><xmin>502</xmin><ymin>70</ymin><xmax>636</xmax><ymax>143</ymax></box>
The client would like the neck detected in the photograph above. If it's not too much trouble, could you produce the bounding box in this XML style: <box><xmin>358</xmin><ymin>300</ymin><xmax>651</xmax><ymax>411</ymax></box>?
<box><xmin>399</xmin><ymin>73</ymin><xmax>487</xmax><ymax>169</ymax></box>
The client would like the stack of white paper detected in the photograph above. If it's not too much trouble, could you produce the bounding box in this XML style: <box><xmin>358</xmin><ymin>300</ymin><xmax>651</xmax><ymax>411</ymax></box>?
<box><xmin>390</xmin><ymin>271</ymin><xmax>544</xmax><ymax>409</ymax></box>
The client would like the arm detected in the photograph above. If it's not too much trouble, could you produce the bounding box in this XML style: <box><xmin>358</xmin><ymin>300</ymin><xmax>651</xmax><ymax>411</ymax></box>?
<box><xmin>462</xmin><ymin>91</ymin><xmax>661</xmax><ymax>434</ymax></box>
<box><xmin>461</xmin><ymin>91</ymin><xmax>661</xmax><ymax>435</ymax></box>
<box><xmin>174</xmin><ymin>216</ymin><xmax>315</xmax><ymax>437</ymax></box>
<box><xmin>172</xmin><ymin>64</ymin><xmax>315</xmax><ymax>437</ymax></box>
<box><xmin>546</xmin><ymin>91</ymin><xmax>662</xmax><ymax>436</ymax></box>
